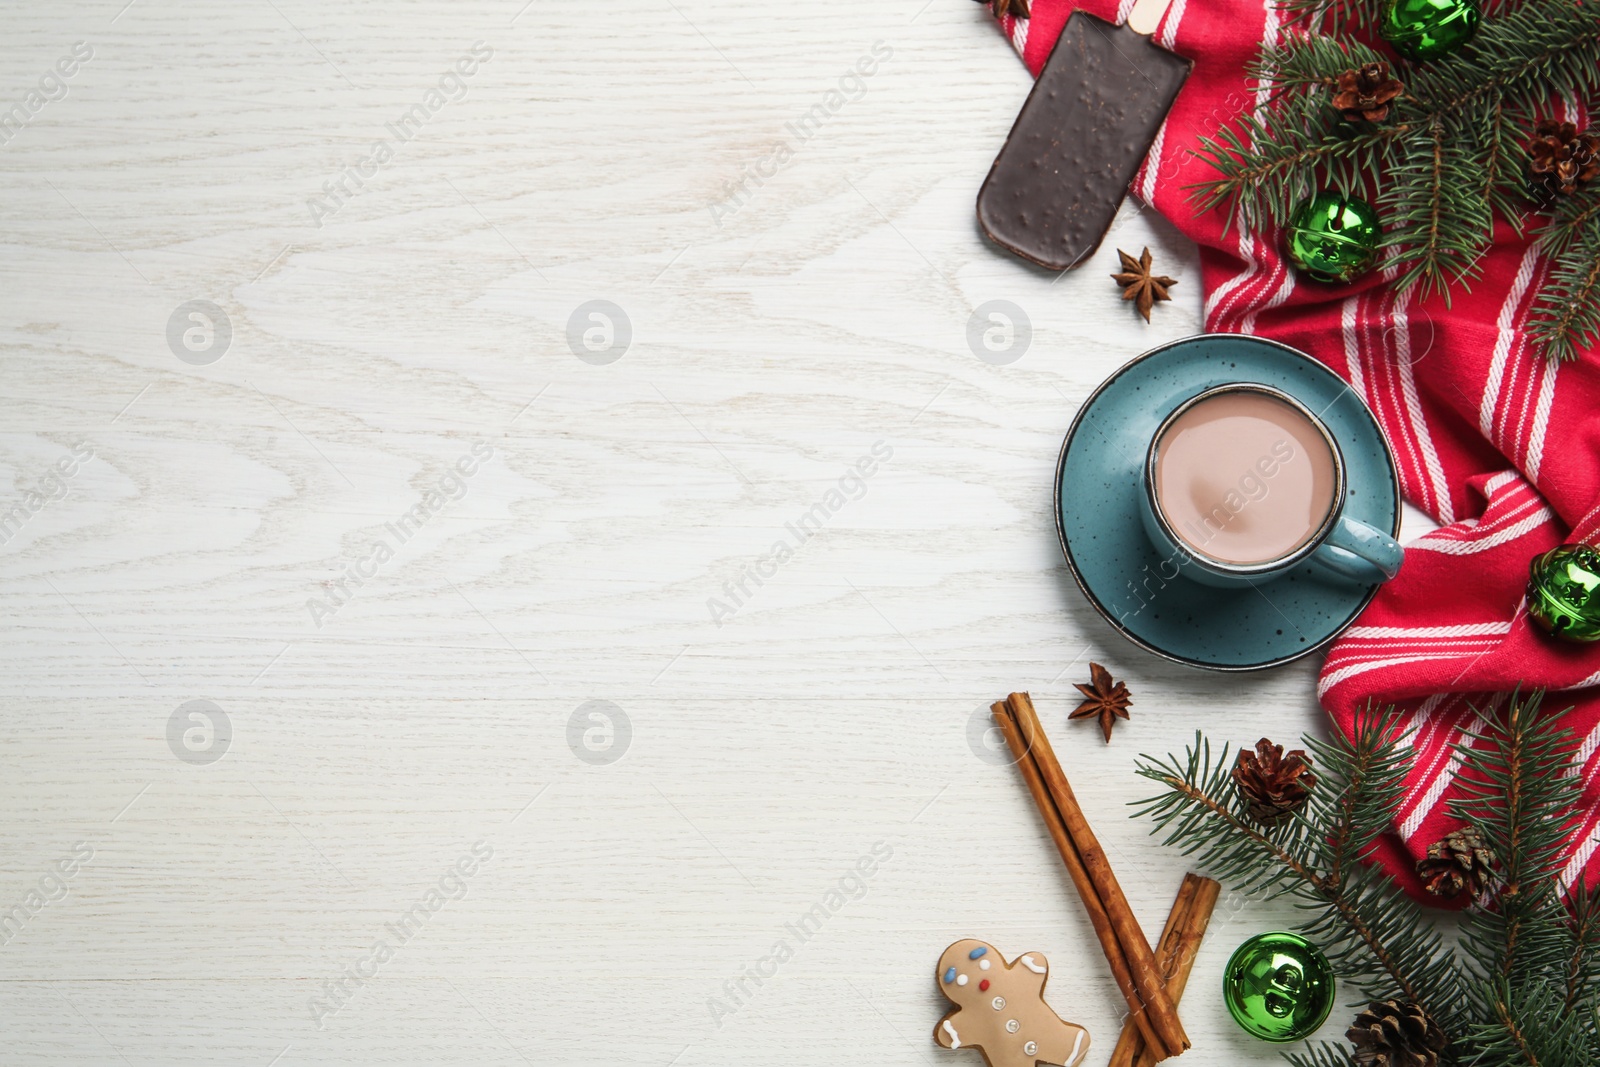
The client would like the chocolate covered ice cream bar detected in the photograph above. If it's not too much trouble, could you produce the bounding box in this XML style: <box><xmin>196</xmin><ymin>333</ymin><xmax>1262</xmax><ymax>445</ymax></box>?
<box><xmin>977</xmin><ymin>0</ymin><xmax>1191</xmax><ymax>271</ymax></box>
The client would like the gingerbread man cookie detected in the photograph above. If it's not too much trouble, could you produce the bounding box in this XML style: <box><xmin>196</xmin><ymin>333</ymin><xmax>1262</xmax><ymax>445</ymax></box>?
<box><xmin>933</xmin><ymin>939</ymin><xmax>1090</xmax><ymax>1067</ymax></box>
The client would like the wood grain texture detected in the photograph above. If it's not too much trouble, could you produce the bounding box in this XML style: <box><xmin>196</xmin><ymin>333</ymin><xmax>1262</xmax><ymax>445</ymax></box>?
<box><xmin>0</xmin><ymin>1</ymin><xmax>1391</xmax><ymax>1063</ymax></box>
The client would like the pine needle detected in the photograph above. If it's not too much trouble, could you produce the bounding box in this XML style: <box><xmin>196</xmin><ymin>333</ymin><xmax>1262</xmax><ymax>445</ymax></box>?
<box><xmin>1133</xmin><ymin>690</ymin><xmax>1600</xmax><ymax>1065</ymax></box>
<box><xmin>1186</xmin><ymin>0</ymin><xmax>1600</xmax><ymax>360</ymax></box>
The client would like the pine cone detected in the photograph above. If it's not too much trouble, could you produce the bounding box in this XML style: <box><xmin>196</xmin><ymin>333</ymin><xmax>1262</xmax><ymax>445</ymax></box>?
<box><xmin>1415</xmin><ymin>827</ymin><xmax>1496</xmax><ymax>899</ymax></box>
<box><xmin>1347</xmin><ymin>1000</ymin><xmax>1447</xmax><ymax>1067</ymax></box>
<box><xmin>1332</xmin><ymin>62</ymin><xmax>1403</xmax><ymax>122</ymax></box>
<box><xmin>971</xmin><ymin>0</ymin><xmax>1030</xmax><ymax>19</ymax></box>
<box><xmin>1529</xmin><ymin>119</ymin><xmax>1600</xmax><ymax>199</ymax></box>
<box><xmin>1232</xmin><ymin>738</ymin><xmax>1317</xmax><ymax>825</ymax></box>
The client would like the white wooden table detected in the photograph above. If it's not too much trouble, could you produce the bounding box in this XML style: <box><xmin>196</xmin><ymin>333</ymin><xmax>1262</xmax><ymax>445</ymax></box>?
<box><xmin>0</xmin><ymin>2</ymin><xmax>1423</xmax><ymax>1063</ymax></box>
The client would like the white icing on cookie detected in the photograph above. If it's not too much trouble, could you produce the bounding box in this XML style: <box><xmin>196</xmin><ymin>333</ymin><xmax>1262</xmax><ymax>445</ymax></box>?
<box><xmin>979</xmin><ymin>958</ymin><xmax>991</xmax><ymax>970</ymax></box>
<box><xmin>1019</xmin><ymin>955</ymin><xmax>1046</xmax><ymax>974</ymax></box>
<box><xmin>1068</xmin><ymin>1028</ymin><xmax>1087</xmax><ymax>1064</ymax></box>
<box><xmin>956</xmin><ymin>974</ymin><xmax>968</xmax><ymax>986</ymax></box>
<box><xmin>942</xmin><ymin>1020</ymin><xmax>961</xmax><ymax>1049</ymax></box>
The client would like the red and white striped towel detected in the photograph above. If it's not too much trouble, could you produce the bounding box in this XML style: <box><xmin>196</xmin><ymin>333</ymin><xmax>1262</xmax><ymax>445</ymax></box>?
<box><xmin>991</xmin><ymin>0</ymin><xmax>1600</xmax><ymax>898</ymax></box>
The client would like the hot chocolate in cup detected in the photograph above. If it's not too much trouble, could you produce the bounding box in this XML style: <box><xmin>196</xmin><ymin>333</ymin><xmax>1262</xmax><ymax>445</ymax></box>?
<box><xmin>1139</xmin><ymin>383</ymin><xmax>1403</xmax><ymax>588</ymax></box>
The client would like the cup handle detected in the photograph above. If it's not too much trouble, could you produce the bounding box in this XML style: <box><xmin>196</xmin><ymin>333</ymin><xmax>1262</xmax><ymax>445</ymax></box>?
<box><xmin>1312</xmin><ymin>515</ymin><xmax>1404</xmax><ymax>584</ymax></box>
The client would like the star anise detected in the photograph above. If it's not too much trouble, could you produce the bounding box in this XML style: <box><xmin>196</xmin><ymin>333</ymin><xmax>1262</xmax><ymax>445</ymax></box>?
<box><xmin>1529</xmin><ymin>119</ymin><xmax>1600</xmax><ymax>200</ymax></box>
<box><xmin>971</xmin><ymin>0</ymin><xmax>1030</xmax><ymax>18</ymax></box>
<box><xmin>1331</xmin><ymin>62</ymin><xmax>1403</xmax><ymax>123</ymax></box>
<box><xmin>1111</xmin><ymin>248</ymin><xmax>1176</xmax><ymax>322</ymax></box>
<box><xmin>1070</xmin><ymin>662</ymin><xmax>1131</xmax><ymax>743</ymax></box>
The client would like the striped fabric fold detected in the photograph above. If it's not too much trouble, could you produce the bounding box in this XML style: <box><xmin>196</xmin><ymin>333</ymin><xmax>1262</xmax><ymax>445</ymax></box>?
<box><xmin>990</xmin><ymin>0</ymin><xmax>1600</xmax><ymax>898</ymax></box>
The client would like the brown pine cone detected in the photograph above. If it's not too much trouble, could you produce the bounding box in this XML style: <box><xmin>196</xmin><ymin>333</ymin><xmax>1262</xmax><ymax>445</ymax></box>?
<box><xmin>972</xmin><ymin>0</ymin><xmax>1030</xmax><ymax>19</ymax></box>
<box><xmin>1347</xmin><ymin>1000</ymin><xmax>1448</xmax><ymax>1067</ymax></box>
<box><xmin>1415</xmin><ymin>826</ymin><xmax>1496</xmax><ymax>899</ymax></box>
<box><xmin>1332</xmin><ymin>62</ymin><xmax>1403</xmax><ymax>122</ymax></box>
<box><xmin>1529</xmin><ymin>119</ymin><xmax>1600</xmax><ymax>199</ymax></box>
<box><xmin>1232</xmin><ymin>738</ymin><xmax>1317</xmax><ymax>825</ymax></box>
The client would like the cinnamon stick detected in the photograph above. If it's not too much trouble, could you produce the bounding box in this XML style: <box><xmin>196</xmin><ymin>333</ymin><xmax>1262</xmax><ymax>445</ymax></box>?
<box><xmin>1136</xmin><ymin>876</ymin><xmax>1218</xmax><ymax>1067</ymax></box>
<box><xmin>990</xmin><ymin>698</ymin><xmax>1169</xmax><ymax>1059</ymax></box>
<box><xmin>1004</xmin><ymin>692</ymin><xmax>1190</xmax><ymax>1057</ymax></box>
<box><xmin>1108</xmin><ymin>873</ymin><xmax>1221</xmax><ymax>1067</ymax></box>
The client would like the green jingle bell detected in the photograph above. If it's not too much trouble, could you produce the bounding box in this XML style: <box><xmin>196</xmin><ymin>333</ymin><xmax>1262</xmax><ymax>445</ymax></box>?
<box><xmin>1527</xmin><ymin>543</ymin><xmax>1600</xmax><ymax>642</ymax></box>
<box><xmin>1381</xmin><ymin>0</ymin><xmax>1480</xmax><ymax>61</ymax></box>
<box><xmin>1286</xmin><ymin>192</ymin><xmax>1381</xmax><ymax>284</ymax></box>
<box><xmin>1222</xmin><ymin>932</ymin><xmax>1336</xmax><ymax>1042</ymax></box>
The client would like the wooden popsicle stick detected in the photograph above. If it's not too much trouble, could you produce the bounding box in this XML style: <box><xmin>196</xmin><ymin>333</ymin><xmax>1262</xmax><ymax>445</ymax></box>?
<box><xmin>1005</xmin><ymin>693</ymin><xmax>1191</xmax><ymax>1057</ymax></box>
<box><xmin>1126</xmin><ymin>0</ymin><xmax>1177</xmax><ymax>35</ymax></box>
<box><xmin>990</xmin><ymin>699</ymin><xmax>1171</xmax><ymax>1060</ymax></box>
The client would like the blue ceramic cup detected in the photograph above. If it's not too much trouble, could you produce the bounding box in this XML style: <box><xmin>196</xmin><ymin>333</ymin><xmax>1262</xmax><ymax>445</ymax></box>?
<box><xmin>1138</xmin><ymin>383</ymin><xmax>1403</xmax><ymax>588</ymax></box>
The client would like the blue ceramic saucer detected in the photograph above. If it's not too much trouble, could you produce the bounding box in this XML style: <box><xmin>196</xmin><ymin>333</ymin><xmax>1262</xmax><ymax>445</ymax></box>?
<box><xmin>1054</xmin><ymin>334</ymin><xmax>1400</xmax><ymax>671</ymax></box>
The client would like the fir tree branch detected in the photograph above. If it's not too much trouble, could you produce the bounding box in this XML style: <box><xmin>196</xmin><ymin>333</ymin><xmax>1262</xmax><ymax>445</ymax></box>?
<box><xmin>1250</xmin><ymin>31</ymin><xmax>1388</xmax><ymax>91</ymax></box>
<box><xmin>1495</xmin><ymin>993</ymin><xmax>1543</xmax><ymax>1067</ymax></box>
<box><xmin>1565</xmin><ymin>885</ymin><xmax>1599</xmax><ymax>1012</ymax></box>
<box><xmin>1323</xmin><ymin>751</ymin><xmax>1362</xmax><ymax>888</ymax></box>
<box><xmin>1482</xmin><ymin>101</ymin><xmax>1504</xmax><ymax>210</ymax></box>
<box><xmin>1193</xmin><ymin>1</ymin><xmax>1600</xmax><ymax>219</ymax></box>
<box><xmin>1421</xmin><ymin>121</ymin><xmax>1449</xmax><ymax>293</ymax></box>
<box><xmin>1539</xmin><ymin>191</ymin><xmax>1600</xmax><ymax>256</ymax></box>
<box><xmin>1382</xmin><ymin>120</ymin><xmax>1491</xmax><ymax>295</ymax></box>
<box><xmin>1478</xmin><ymin>97</ymin><xmax>1527</xmax><ymax>236</ymax></box>
<box><xmin>1457</xmin><ymin>691</ymin><xmax>1588</xmax><ymax>1057</ymax></box>
<box><xmin>1304</xmin><ymin>700</ymin><xmax>1411</xmax><ymax>882</ymax></box>
<box><xmin>1189</xmin><ymin>119</ymin><xmax>1406</xmax><ymax>231</ymax></box>
<box><xmin>1136</xmin><ymin>691</ymin><xmax>1597</xmax><ymax>1066</ymax></box>
<box><xmin>1186</xmin><ymin>0</ymin><xmax>1600</xmax><ymax>359</ymax></box>
<box><xmin>1135</xmin><ymin>717</ymin><xmax>1459</xmax><ymax>1027</ymax></box>
<box><xmin>1285</xmin><ymin>1039</ymin><xmax>1363</xmax><ymax>1067</ymax></box>
<box><xmin>1275</xmin><ymin>0</ymin><xmax>1383</xmax><ymax>39</ymax></box>
<box><xmin>1149</xmin><ymin>767</ymin><xmax>1435</xmax><ymax>1003</ymax></box>
<box><xmin>1142</xmin><ymin>766</ymin><xmax>1334</xmax><ymax>889</ymax></box>
<box><xmin>1528</xmin><ymin>236</ymin><xmax>1600</xmax><ymax>361</ymax></box>
<box><xmin>1472</xmin><ymin>977</ymin><xmax>1595</xmax><ymax>1067</ymax></box>
<box><xmin>1433</xmin><ymin>2</ymin><xmax>1600</xmax><ymax>117</ymax></box>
